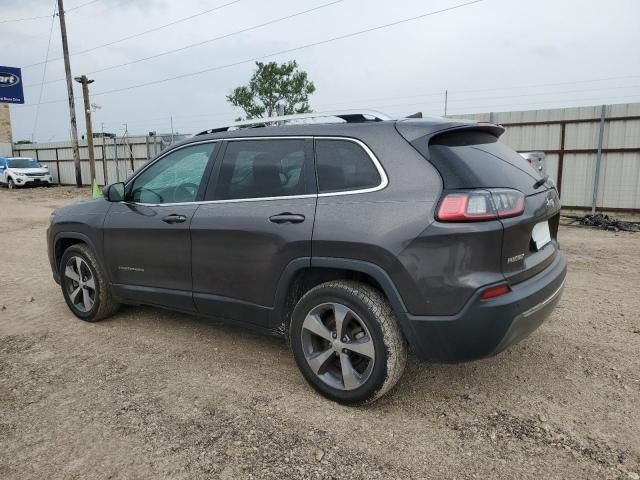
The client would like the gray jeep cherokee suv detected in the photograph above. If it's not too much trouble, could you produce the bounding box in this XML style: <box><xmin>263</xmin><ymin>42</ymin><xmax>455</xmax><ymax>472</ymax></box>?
<box><xmin>47</xmin><ymin>111</ymin><xmax>566</xmax><ymax>405</ymax></box>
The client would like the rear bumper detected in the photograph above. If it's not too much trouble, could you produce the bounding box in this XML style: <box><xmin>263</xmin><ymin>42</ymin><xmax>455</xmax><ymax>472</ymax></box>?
<box><xmin>400</xmin><ymin>251</ymin><xmax>567</xmax><ymax>362</ymax></box>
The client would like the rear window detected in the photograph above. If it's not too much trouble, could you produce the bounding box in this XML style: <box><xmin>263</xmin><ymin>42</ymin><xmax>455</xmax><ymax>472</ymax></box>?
<box><xmin>429</xmin><ymin>130</ymin><xmax>542</xmax><ymax>195</ymax></box>
<box><xmin>315</xmin><ymin>139</ymin><xmax>381</xmax><ymax>193</ymax></box>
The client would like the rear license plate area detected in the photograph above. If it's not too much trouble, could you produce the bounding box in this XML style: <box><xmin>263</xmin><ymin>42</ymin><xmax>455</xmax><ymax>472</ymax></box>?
<box><xmin>531</xmin><ymin>221</ymin><xmax>551</xmax><ymax>251</ymax></box>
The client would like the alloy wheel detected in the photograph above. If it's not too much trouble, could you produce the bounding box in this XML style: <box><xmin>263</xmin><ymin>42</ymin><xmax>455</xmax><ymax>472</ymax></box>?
<box><xmin>64</xmin><ymin>256</ymin><xmax>96</xmax><ymax>313</ymax></box>
<box><xmin>300</xmin><ymin>302</ymin><xmax>376</xmax><ymax>391</ymax></box>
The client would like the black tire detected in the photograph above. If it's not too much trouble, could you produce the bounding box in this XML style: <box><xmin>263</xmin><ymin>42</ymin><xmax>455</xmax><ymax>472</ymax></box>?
<box><xmin>60</xmin><ymin>244</ymin><xmax>120</xmax><ymax>322</ymax></box>
<box><xmin>290</xmin><ymin>280</ymin><xmax>407</xmax><ymax>405</ymax></box>
<box><xmin>8</xmin><ymin>177</ymin><xmax>15</xmax><ymax>189</ymax></box>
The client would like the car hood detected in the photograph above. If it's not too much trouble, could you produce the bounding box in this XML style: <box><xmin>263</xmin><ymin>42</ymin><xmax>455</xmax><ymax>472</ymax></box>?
<box><xmin>9</xmin><ymin>168</ymin><xmax>49</xmax><ymax>175</ymax></box>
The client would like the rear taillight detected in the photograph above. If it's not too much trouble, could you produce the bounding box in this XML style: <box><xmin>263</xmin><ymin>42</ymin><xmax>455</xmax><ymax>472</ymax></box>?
<box><xmin>437</xmin><ymin>189</ymin><xmax>525</xmax><ymax>222</ymax></box>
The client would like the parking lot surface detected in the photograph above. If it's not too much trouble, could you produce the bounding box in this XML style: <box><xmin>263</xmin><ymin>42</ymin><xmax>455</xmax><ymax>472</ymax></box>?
<box><xmin>1</xmin><ymin>186</ymin><xmax>639</xmax><ymax>479</ymax></box>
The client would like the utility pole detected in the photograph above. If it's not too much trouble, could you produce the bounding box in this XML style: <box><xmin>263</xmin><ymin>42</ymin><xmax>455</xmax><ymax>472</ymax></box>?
<box><xmin>592</xmin><ymin>104</ymin><xmax>607</xmax><ymax>214</ymax></box>
<box><xmin>170</xmin><ymin>116</ymin><xmax>175</xmax><ymax>144</ymax></box>
<box><xmin>75</xmin><ymin>75</ymin><xmax>96</xmax><ymax>189</ymax></box>
<box><xmin>57</xmin><ymin>0</ymin><xmax>82</xmax><ymax>187</ymax></box>
<box><xmin>444</xmin><ymin>90</ymin><xmax>448</xmax><ymax>117</ymax></box>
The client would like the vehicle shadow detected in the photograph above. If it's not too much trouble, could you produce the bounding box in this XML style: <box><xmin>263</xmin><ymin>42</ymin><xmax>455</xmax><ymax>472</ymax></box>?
<box><xmin>107</xmin><ymin>304</ymin><xmax>566</xmax><ymax>408</ymax></box>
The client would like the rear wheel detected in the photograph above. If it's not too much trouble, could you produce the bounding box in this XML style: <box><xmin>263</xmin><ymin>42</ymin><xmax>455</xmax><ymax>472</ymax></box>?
<box><xmin>60</xmin><ymin>244</ymin><xmax>120</xmax><ymax>322</ymax></box>
<box><xmin>290</xmin><ymin>280</ymin><xmax>407</xmax><ymax>405</ymax></box>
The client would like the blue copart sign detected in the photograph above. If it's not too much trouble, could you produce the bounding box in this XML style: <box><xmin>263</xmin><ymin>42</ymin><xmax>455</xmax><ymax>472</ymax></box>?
<box><xmin>0</xmin><ymin>66</ymin><xmax>24</xmax><ymax>104</ymax></box>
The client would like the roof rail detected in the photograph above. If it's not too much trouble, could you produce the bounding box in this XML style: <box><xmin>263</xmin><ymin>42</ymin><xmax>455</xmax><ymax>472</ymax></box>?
<box><xmin>195</xmin><ymin>110</ymin><xmax>392</xmax><ymax>136</ymax></box>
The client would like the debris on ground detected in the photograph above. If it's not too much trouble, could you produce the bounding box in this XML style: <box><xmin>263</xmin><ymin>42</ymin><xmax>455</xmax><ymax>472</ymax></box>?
<box><xmin>563</xmin><ymin>214</ymin><xmax>640</xmax><ymax>232</ymax></box>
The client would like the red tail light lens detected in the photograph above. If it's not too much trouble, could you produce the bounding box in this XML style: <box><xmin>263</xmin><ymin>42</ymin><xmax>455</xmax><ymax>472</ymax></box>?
<box><xmin>490</xmin><ymin>189</ymin><xmax>526</xmax><ymax>219</ymax></box>
<box><xmin>437</xmin><ymin>189</ymin><xmax>525</xmax><ymax>222</ymax></box>
<box><xmin>480</xmin><ymin>283</ymin><xmax>511</xmax><ymax>300</ymax></box>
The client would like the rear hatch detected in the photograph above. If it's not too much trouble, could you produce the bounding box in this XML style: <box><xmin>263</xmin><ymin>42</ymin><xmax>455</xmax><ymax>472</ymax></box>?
<box><xmin>403</xmin><ymin>126</ymin><xmax>560</xmax><ymax>285</ymax></box>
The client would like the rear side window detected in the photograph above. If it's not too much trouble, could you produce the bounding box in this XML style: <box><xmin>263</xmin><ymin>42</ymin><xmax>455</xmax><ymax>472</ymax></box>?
<box><xmin>213</xmin><ymin>139</ymin><xmax>309</xmax><ymax>200</ymax></box>
<box><xmin>429</xmin><ymin>131</ymin><xmax>542</xmax><ymax>195</ymax></box>
<box><xmin>315</xmin><ymin>139</ymin><xmax>381</xmax><ymax>193</ymax></box>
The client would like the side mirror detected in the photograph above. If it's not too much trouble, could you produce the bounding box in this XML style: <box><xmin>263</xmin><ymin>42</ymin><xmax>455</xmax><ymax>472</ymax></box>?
<box><xmin>104</xmin><ymin>182</ymin><xmax>125</xmax><ymax>202</ymax></box>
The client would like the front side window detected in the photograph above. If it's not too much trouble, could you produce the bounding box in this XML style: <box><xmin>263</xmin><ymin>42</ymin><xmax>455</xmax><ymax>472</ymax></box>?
<box><xmin>129</xmin><ymin>143</ymin><xmax>215</xmax><ymax>204</ymax></box>
<box><xmin>315</xmin><ymin>139</ymin><xmax>381</xmax><ymax>193</ymax></box>
<box><xmin>214</xmin><ymin>139</ymin><xmax>308</xmax><ymax>200</ymax></box>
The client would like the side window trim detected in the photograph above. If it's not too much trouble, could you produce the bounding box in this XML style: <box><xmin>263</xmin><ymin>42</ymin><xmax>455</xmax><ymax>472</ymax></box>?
<box><xmin>314</xmin><ymin>137</ymin><xmax>388</xmax><ymax>197</ymax></box>
<box><xmin>123</xmin><ymin>140</ymin><xmax>219</xmax><ymax>205</ymax></box>
<box><xmin>119</xmin><ymin>135</ymin><xmax>387</xmax><ymax>205</ymax></box>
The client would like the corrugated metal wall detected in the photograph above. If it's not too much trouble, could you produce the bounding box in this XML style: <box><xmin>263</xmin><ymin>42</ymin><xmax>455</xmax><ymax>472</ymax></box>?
<box><xmin>12</xmin><ymin>103</ymin><xmax>640</xmax><ymax>211</ymax></box>
<box><xmin>454</xmin><ymin>102</ymin><xmax>640</xmax><ymax>211</ymax></box>
<box><xmin>12</xmin><ymin>135</ymin><xmax>166</xmax><ymax>186</ymax></box>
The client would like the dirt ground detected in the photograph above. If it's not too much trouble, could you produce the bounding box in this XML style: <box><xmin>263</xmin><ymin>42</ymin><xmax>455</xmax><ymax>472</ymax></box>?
<box><xmin>1</xmin><ymin>185</ymin><xmax>639</xmax><ymax>480</ymax></box>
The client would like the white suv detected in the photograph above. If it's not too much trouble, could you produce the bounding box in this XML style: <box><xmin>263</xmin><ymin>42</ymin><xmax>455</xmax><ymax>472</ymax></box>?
<box><xmin>0</xmin><ymin>156</ymin><xmax>53</xmax><ymax>189</ymax></box>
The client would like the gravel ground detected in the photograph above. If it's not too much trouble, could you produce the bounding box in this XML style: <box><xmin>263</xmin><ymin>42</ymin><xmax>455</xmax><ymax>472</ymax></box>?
<box><xmin>1</xmin><ymin>185</ymin><xmax>639</xmax><ymax>480</ymax></box>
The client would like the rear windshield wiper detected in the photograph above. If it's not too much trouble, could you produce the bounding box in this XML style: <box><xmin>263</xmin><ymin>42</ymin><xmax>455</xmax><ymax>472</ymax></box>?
<box><xmin>533</xmin><ymin>175</ymin><xmax>549</xmax><ymax>189</ymax></box>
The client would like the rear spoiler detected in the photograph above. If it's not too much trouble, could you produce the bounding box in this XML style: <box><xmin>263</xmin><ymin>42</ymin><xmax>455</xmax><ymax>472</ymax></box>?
<box><xmin>395</xmin><ymin>119</ymin><xmax>505</xmax><ymax>160</ymax></box>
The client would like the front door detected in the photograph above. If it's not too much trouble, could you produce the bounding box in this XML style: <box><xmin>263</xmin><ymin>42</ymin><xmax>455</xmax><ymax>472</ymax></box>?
<box><xmin>191</xmin><ymin>138</ymin><xmax>316</xmax><ymax>326</ymax></box>
<box><xmin>103</xmin><ymin>142</ymin><xmax>217</xmax><ymax>310</ymax></box>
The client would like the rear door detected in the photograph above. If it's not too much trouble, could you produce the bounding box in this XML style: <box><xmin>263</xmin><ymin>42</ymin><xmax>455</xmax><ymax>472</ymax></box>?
<box><xmin>190</xmin><ymin>137</ymin><xmax>316</xmax><ymax>326</ymax></box>
<box><xmin>427</xmin><ymin>129</ymin><xmax>561</xmax><ymax>283</ymax></box>
<box><xmin>103</xmin><ymin>142</ymin><xmax>217</xmax><ymax>310</ymax></box>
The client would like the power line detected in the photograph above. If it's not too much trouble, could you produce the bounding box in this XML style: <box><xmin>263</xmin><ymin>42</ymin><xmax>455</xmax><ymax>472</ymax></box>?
<box><xmin>65</xmin><ymin>0</ymin><xmax>101</xmax><ymax>12</ymax></box>
<box><xmin>313</xmin><ymin>74</ymin><xmax>640</xmax><ymax>109</ymax></box>
<box><xmin>31</xmin><ymin>2</ymin><xmax>58</xmax><ymax>142</ymax></box>
<box><xmin>88</xmin><ymin>0</ymin><xmax>486</xmax><ymax>98</ymax></box>
<box><xmin>0</xmin><ymin>13</ymin><xmax>51</xmax><ymax>24</ymax></box>
<box><xmin>382</xmin><ymin>93</ymin><xmax>640</xmax><ymax>117</ymax></box>
<box><xmin>21</xmin><ymin>0</ymin><xmax>243</xmax><ymax>68</ymax></box>
<box><xmin>0</xmin><ymin>0</ymin><xmax>100</xmax><ymax>24</ymax></box>
<box><xmin>323</xmin><ymin>83</ymin><xmax>640</xmax><ymax>112</ymax></box>
<box><xmin>19</xmin><ymin>0</ymin><xmax>486</xmax><ymax>103</ymax></box>
<box><xmin>24</xmin><ymin>0</ymin><xmax>345</xmax><ymax>88</ymax></box>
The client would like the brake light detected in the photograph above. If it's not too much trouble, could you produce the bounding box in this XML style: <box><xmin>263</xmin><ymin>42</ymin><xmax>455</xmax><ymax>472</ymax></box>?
<box><xmin>437</xmin><ymin>189</ymin><xmax>525</xmax><ymax>222</ymax></box>
<box><xmin>480</xmin><ymin>283</ymin><xmax>510</xmax><ymax>300</ymax></box>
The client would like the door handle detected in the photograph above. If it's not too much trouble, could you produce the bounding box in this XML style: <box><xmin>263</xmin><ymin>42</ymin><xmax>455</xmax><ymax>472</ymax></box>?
<box><xmin>269</xmin><ymin>213</ymin><xmax>306</xmax><ymax>224</ymax></box>
<box><xmin>162</xmin><ymin>214</ymin><xmax>187</xmax><ymax>224</ymax></box>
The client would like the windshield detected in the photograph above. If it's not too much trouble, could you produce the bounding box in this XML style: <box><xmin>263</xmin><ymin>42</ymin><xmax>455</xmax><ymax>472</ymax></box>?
<box><xmin>8</xmin><ymin>159</ymin><xmax>40</xmax><ymax>169</ymax></box>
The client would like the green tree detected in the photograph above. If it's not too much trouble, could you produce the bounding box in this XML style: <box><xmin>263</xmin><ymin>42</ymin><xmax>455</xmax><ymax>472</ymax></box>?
<box><xmin>227</xmin><ymin>60</ymin><xmax>315</xmax><ymax>119</ymax></box>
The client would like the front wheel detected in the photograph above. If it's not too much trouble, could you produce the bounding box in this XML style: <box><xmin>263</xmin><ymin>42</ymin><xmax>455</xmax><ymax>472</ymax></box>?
<box><xmin>289</xmin><ymin>280</ymin><xmax>407</xmax><ymax>405</ymax></box>
<box><xmin>8</xmin><ymin>177</ymin><xmax>15</xmax><ymax>189</ymax></box>
<box><xmin>60</xmin><ymin>244</ymin><xmax>120</xmax><ymax>322</ymax></box>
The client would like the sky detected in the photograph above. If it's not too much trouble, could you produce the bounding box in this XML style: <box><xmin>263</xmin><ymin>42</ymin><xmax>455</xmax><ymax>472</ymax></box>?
<box><xmin>1</xmin><ymin>0</ymin><xmax>639</xmax><ymax>142</ymax></box>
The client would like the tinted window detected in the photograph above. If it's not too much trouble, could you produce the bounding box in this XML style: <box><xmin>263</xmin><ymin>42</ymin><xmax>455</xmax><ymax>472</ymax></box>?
<box><xmin>7</xmin><ymin>158</ymin><xmax>39</xmax><ymax>168</ymax></box>
<box><xmin>129</xmin><ymin>143</ymin><xmax>215</xmax><ymax>204</ymax></box>
<box><xmin>214</xmin><ymin>139</ymin><xmax>308</xmax><ymax>200</ymax></box>
<box><xmin>429</xmin><ymin>131</ymin><xmax>543</xmax><ymax>195</ymax></box>
<box><xmin>315</xmin><ymin>139</ymin><xmax>381</xmax><ymax>193</ymax></box>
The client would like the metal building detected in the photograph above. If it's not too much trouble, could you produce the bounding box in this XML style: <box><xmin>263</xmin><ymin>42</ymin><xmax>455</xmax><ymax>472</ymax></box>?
<box><xmin>455</xmin><ymin>102</ymin><xmax>640</xmax><ymax>212</ymax></box>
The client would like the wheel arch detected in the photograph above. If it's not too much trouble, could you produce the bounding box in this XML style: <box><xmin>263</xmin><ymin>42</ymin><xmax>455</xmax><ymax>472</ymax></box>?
<box><xmin>269</xmin><ymin>257</ymin><xmax>412</xmax><ymax>339</ymax></box>
<box><xmin>53</xmin><ymin>232</ymin><xmax>101</xmax><ymax>276</ymax></box>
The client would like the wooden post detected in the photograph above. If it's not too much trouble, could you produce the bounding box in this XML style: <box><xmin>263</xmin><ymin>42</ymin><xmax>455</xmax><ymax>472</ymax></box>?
<box><xmin>75</xmin><ymin>75</ymin><xmax>96</xmax><ymax>187</ymax></box>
